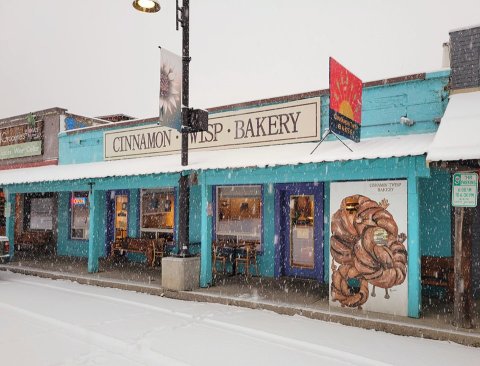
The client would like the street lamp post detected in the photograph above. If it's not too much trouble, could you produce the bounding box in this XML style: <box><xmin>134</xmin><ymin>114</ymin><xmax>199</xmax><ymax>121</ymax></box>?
<box><xmin>133</xmin><ymin>0</ymin><xmax>196</xmax><ymax>257</ymax></box>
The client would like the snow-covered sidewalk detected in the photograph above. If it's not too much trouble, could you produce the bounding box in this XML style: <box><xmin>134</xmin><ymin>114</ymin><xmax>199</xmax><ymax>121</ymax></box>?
<box><xmin>0</xmin><ymin>271</ymin><xmax>479</xmax><ymax>366</ymax></box>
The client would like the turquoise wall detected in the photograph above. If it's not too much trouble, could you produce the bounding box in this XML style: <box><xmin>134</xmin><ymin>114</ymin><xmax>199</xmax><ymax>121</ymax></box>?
<box><xmin>198</xmin><ymin>156</ymin><xmax>428</xmax><ymax>318</ymax></box>
<box><xmin>59</xmin><ymin>121</ymin><xmax>154</xmax><ymax>165</ymax></box>
<box><xmin>419</xmin><ymin>169</ymin><xmax>452</xmax><ymax>257</ymax></box>
<box><xmin>57</xmin><ymin>192</ymin><xmax>89</xmax><ymax>257</ymax></box>
<box><xmin>58</xmin><ymin>71</ymin><xmax>450</xmax><ymax>165</ymax></box>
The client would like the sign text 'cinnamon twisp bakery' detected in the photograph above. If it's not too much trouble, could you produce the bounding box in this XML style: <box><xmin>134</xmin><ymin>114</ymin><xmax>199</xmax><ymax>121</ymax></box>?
<box><xmin>104</xmin><ymin>97</ymin><xmax>320</xmax><ymax>160</ymax></box>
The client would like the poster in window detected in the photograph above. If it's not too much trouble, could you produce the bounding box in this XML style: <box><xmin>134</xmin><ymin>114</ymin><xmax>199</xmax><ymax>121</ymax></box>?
<box><xmin>329</xmin><ymin>180</ymin><xmax>408</xmax><ymax>316</ymax></box>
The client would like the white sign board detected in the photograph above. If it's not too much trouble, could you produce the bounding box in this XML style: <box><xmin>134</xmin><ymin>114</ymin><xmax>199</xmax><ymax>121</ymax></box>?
<box><xmin>329</xmin><ymin>180</ymin><xmax>408</xmax><ymax>316</ymax></box>
<box><xmin>452</xmin><ymin>172</ymin><xmax>478</xmax><ymax>207</ymax></box>
<box><xmin>104</xmin><ymin>97</ymin><xmax>320</xmax><ymax>160</ymax></box>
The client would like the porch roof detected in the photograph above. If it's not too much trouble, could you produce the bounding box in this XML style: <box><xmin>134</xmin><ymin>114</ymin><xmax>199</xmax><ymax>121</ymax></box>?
<box><xmin>427</xmin><ymin>91</ymin><xmax>480</xmax><ymax>162</ymax></box>
<box><xmin>0</xmin><ymin>133</ymin><xmax>434</xmax><ymax>186</ymax></box>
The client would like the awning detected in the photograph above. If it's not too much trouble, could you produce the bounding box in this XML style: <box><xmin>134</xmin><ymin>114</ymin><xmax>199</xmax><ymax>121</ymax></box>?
<box><xmin>427</xmin><ymin>91</ymin><xmax>480</xmax><ymax>162</ymax></box>
<box><xmin>0</xmin><ymin>133</ymin><xmax>435</xmax><ymax>186</ymax></box>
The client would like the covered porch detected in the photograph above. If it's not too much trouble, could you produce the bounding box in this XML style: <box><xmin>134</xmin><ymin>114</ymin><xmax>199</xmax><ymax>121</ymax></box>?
<box><xmin>2</xmin><ymin>170</ymin><xmax>185</xmax><ymax>275</ymax></box>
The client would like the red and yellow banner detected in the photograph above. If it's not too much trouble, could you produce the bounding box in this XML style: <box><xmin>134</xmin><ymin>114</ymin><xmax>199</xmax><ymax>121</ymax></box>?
<box><xmin>329</xmin><ymin>57</ymin><xmax>362</xmax><ymax>142</ymax></box>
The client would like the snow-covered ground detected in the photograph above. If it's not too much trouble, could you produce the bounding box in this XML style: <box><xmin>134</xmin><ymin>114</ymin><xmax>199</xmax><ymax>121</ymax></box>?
<box><xmin>0</xmin><ymin>271</ymin><xmax>479</xmax><ymax>366</ymax></box>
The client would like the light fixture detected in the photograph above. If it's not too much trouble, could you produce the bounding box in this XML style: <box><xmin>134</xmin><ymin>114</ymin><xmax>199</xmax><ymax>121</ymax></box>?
<box><xmin>400</xmin><ymin>116</ymin><xmax>415</xmax><ymax>126</ymax></box>
<box><xmin>132</xmin><ymin>0</ymin><xmax>160</xmax><ymax>13</ymax></box>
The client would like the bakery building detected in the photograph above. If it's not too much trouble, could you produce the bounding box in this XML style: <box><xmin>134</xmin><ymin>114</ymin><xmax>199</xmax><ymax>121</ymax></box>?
<box><xmin>0</xmin><ymin>66</ymin><xmax>461</xmax><ymax>321</ymax></box>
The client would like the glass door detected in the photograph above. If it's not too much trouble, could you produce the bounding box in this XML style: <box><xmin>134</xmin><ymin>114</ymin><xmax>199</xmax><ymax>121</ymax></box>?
<box><xmin>106</xmin><ymin>190</ymin><xmax>129</xmax><ymax>256</ymax></box>
<box><xmin>289</xmin><ymin>195</ymin><xmax>315</xmax><ymax>269</ymax></box>
<box><xmin>278</xmin><ymin>183</ymin><xmax>323</xmax><ymax>280</ymax></box>
<box><xmin>114</xmin><ymin>195</ymin><xmax>128</xmax><ymax>240</ymax></box>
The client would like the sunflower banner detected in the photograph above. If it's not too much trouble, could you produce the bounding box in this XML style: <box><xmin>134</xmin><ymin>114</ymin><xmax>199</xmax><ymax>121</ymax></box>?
<box><xmin>159</xmin><ymin>48</ymin><xmax>182</xmax><ymax>131</ymax></box>
<box><xmin>329</xmin><ymin>57</ymin><xmax>362</xmax><ymax>142</ymax></box>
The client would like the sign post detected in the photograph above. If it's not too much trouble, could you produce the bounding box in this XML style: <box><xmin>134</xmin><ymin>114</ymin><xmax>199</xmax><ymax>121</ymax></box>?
<box><xmin>452</xmin><ymin>172</ymin><xmax>478</xmax><ymax>328</ymax></box>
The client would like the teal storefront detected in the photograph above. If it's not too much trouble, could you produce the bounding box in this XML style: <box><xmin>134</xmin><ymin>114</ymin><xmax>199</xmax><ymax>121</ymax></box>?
<box><xmin>1</xmin><ymin>70</ymin><xmax>452</xmax><ymax>319</ymax></box>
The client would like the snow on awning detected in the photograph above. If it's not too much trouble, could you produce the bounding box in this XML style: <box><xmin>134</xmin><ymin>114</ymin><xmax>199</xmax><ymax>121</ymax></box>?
<box><xmin>0</xmin><ymin>133</ymin><xmax>435</xmax><ymax>186</ymax></box>
<box><xmin>427</xmin><ymin>91</ymin><xmax>480</xmax><ymax>162</ymax></box>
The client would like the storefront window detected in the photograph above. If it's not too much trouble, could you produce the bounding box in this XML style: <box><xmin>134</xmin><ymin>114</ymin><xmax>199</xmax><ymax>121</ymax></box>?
<box><xmin>216</xmin><ymin>185</ymin><xmax>262</xmax><ymax>245</ymax></box>
<box><xmin>24</xmin><ymin>193</ymin><xmax>54</xmax><ymax>231</ymax></box>
<box><xmin>71</xmin><ymin>192</ymin><xmax>89</xmax><ymax>240</ymax></box>
<box><xmin>140</xmin><ymin>189</ymin><xmax>174</xmax><ymax>240</ymax></box>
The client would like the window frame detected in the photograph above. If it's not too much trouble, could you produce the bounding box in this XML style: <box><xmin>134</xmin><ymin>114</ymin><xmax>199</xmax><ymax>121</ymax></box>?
<box><xmin>213</xmin><ymin>184</ymin><xmax>264</xmax><ymax>250</ymax></box>
<box><xmin>139</xmin><ymin>188</ymin><xmax>175</xmax><ymax>241</ymax></box>
<box><xmin>70</xmin><ymin>191</ymin><xmax>90</xmax><ymax>241</ymax></box>
<box><xmin>23</xmin><ymin>192</ymin><xmax>55</xmax><ymax>231</ymax></box>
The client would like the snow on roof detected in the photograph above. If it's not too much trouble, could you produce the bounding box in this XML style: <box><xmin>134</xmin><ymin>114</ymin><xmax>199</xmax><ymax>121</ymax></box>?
<box><xmin>0</xmin><ymin>133</ymin><xmax>434</xmax><ymax>186</ymax></box>
<box><xmin>448</xmin><ymin>24</ymin><xmax>480</xmax><ymax>33</ymax></box>
<box><xmin>427</xmin><ymin>91</ymin><xmax>480</xmax><ymax>162</ymax></box>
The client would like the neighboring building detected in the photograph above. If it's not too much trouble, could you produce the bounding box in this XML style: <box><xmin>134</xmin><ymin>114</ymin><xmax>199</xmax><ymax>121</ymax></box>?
<box><xmin>0</xmin><ymin>108</ymin><xmax>65</xmax><ymax>239</ymax></box>
<box><xmin>0</xmin><ymin>68</ymin><xmax>452</xmax><ymax>320</ymax></box>
<box><xmin>0</xmin><ymin>108</ymin><xmax>109</xmax><ymax>251</ymax></box>
<box><xmin>427</xmin><ymin>24</ymin><xmax>480</xmax><ymax>325</ymax></box>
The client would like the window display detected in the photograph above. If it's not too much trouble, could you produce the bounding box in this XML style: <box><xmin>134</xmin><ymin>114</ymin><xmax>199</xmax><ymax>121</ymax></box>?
<box><xmin>216</xmin><ymin>185</ymin><xmax>262</xmax><ymax>244</ymax></box>
<box><xmin>23</xmin><ymin>193</ymin><xmax>55</xmax><ymax>231</ymax></box>
<box><xmin>71</xmin><ymin>192</ymin><xmax>89</xmax><ymax>240</ymax></box>
<box><xmin>140</xmin><ymin>189</ymin><xmax>174</xmax><ymax>240</ymax></box>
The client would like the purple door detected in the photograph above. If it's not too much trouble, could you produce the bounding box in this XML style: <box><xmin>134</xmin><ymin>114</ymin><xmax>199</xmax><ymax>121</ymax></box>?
<box><xmin>276</xmin><ymin>183</ymin><xmax>323</xmax><ymax>280</ymax></box>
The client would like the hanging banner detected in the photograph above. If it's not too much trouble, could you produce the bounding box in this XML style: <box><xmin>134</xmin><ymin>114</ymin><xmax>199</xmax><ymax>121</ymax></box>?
<box><xmin>159</xmin><ymin>48</ymin><xmax>182</xmax><ymax>131</ymax></box>
<box><xmin>329</xmin><ymin>180</ymin><xmax>408</xmax><ymax>316</ymax></box>
<box><xmin>329</xmin><ymin>57</ymin><xmax>363</xmax><ymax>142</ymax></box>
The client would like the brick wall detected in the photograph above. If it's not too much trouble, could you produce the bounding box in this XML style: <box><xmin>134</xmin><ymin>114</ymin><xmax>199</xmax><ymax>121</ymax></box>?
<box><xmin>449</xmin><ymin>26</ymin><xmax>480</xmax><ymax>90</ymax></box>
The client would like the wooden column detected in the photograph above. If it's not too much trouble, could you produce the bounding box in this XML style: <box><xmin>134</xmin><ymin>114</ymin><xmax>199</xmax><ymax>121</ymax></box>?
<box><xmin>453</xmin><ymin>206</ymin><xmax>474</xmax><ymax>328</ymax></box>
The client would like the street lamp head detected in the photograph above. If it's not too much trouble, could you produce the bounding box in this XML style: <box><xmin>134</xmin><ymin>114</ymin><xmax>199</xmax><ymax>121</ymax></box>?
<box><xmin>132</xmin><ymin>0</ymin><xmax>160</xmax><ymax>13</ymax></box>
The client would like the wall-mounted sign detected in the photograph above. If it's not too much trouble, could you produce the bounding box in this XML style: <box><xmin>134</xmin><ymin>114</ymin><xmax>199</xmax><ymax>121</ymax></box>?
<box><xmin>329</xmin><ymin>180</ymin><xmax>408</xmax><ymax>316</ymax></box>
<box><xmin>0</xmin><ymin>141</ymin><xmax>42</xmax><ymax>160</ymax></box>
<box><xmin>0</xmin><ymin>121</ymin><xmax>43</xmax><ymax>160</ymax></box>
<box><xmin>104</xmin><ymin>97</ymin><xmax>320</xmax><ymax>160</ymax></box>
<box><xmin>72</xmin><ymin>197</ymin><xmax>87</xmax><ymax>206</ymax></box>
<box><xmin>329</xmin><ymin>58</ymin><xmax>363</xmax><ymax>142</ymax></box>
<box><xmin>452</xmin><ymin>172</ymin><xmax>478</xmax><ymax>207</ymax></box>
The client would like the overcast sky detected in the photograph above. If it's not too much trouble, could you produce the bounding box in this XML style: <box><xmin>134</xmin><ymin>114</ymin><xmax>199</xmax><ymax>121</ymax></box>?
<box><xmin>0</xmin><ymin>0</ymin><xmax>478</xmax><ymax>120</ymax></box>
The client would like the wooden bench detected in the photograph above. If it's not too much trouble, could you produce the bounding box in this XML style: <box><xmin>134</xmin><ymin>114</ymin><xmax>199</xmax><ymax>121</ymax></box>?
<box><xmin>421</xmin><ymin>256</ymin><xmax>454</xmax><ymax>299</ymax></box>
<box><xmin>15</xmin><ymin>231</ymin><xmax>54</xmax><ymax>253</ymax></box>
<box><xmin>111</xmin><ymin>237</ymin><xmax>166</xmax><ymax>267</ymax></box>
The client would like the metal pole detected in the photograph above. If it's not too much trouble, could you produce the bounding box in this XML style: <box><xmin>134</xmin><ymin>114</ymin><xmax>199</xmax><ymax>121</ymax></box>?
<box><xmin>178</xmin><ymin>0</ymin><xmax>190</xmax><ymax>256</ymax></box>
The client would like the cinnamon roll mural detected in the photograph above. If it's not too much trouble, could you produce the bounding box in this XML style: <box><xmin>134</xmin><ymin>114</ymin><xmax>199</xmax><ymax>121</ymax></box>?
<box><xmin>329</xmin><ymin>182</ymin><xmax>408</xmax><ymax>313</ymax></box>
